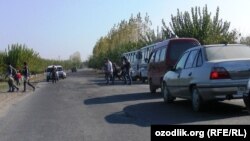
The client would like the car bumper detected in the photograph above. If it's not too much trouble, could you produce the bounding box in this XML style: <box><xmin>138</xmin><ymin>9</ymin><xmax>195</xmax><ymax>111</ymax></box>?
<box><xmin>197</xmin><ymin>80</ymin><xmax>248</xmax><ymax>101</ymax></box>
<box><xmin>59</xmin><ymin>74</ymin><xmax>65</xmax><ymax>78</ymax></box>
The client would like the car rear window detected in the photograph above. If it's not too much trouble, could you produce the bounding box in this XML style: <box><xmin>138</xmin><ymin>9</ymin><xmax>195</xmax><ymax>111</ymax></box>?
<box><xmin>169</xmin><ymin>40</ymin><xmax>199</xmax><ymax>61</ymax></box>
<box><xmin>57</xmin><ymin>67</ymin><xmax>63</xmax><ymax>71</ymax></box>
<box><xmin>205</xmin><ymin>46</ymin><xmax>250</xmax><ymax>61</ymax></box>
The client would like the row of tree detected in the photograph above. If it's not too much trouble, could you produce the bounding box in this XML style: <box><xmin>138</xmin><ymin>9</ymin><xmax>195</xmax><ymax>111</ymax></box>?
<box><xmin>88</xmin><ymin>5</ymin><xmax>245</xmax><ymax>69</ymax></box>
<box><xmin>0</xmin><ymin>44</ymin><xmax>82</xmax><ymax>75</ymax></box>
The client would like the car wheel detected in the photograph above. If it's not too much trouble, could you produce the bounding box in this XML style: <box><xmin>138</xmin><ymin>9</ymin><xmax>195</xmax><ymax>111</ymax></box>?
<box><xmin>163</xmin><ymin>83</ymin><xmax>175</xmax><ymax>103</ymax></box>
<box><xmin>192</xmin><ymin>87</ymin><xmax>203</xmax><ymax>112</ymax></box>
<box><xmin>243</xmin><ymin>93</ymin><xmax>250</xmax><ymax>113</ymax></box>
<box><xmin>149</xmin><ymin>79</ymin><xmax>156</xmax><ymax>94</ymax></box>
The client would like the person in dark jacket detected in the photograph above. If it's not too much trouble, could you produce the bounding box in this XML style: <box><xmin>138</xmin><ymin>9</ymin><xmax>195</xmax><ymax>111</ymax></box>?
<box><xmin>50</xmin><ymin>65</ymin><xmax>57</xmax><ymax>84</ymax></box>
<box><xmin>22</xmin><ymin>62</ymin><xmax>35</xmax><ymax>92</ymax></box>
<box><xmin>112</xmin><ymin>63</ymin><xmax>122</xmax><ymax>81</ymax></box>
<box><xmin>121</xmin><ymin>56</ymin><xmax>132</xmax><ymax>85</ymax></box>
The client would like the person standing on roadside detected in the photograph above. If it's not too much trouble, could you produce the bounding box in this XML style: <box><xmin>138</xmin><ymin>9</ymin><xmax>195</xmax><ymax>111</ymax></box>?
<box><xmin>104</xmin><ymin>58</ymin><xmax>114</xmax><ymax>85</ymax></box>
<box><xmin>22</xmin><ymin>62</ymin><xmax>35</xmax><ymax>92</ymax></box>
<box><xmin>50</xmin><ymin>65</ymin><xmax>57</xmax><ymax>84</ymax></box>
<box><xmin>5</xmin><ymin>63</ymin><xmax>19</xmax><ymax>92</ymax></box>
<box><xmin>121</xmin><ymin>56</ymin><xmax>132</xmax><ymax>85</ymax></box>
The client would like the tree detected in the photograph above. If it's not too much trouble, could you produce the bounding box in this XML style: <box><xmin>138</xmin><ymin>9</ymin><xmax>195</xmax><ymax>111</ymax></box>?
<box><xmin>240</xmin><ymin>36</ymin><xmax>250</xmax><ymax>46</ymax></box>
<box><xmin>0</xmin><ymin>51</ymin><xmax>6</xmax><ymax>74</ymax></box>
<box><xmin>0</xmin><ymin>44</ymin><xmax>80</xmax><ymax>75</ymax></box>
<box><xmin>88</xmin><ymin>13</ymin><xmax>161</xmax><ymax>69</ymax></box>
<box><xmin>165</xmin><ymin>5</ymin><xmax>238</xmax><ymax>44</ymax></box>
<box><xmin>70</xmin><ymin>51</ymin><xmax>82</xmax><ymax>68</ymax></box>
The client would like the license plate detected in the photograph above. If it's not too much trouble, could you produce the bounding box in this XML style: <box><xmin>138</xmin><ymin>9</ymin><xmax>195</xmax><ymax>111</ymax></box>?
<box><xmin>237</xmin><ymin>87</ymin><xmax>246</xmax><ymax>95</ymax></box>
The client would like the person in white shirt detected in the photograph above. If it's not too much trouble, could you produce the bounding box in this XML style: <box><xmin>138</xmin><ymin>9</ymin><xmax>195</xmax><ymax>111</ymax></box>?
<box><xmin>104</xmin><ymin>58</ymin><xmax>114</xmax><ymax>84</ymax></box>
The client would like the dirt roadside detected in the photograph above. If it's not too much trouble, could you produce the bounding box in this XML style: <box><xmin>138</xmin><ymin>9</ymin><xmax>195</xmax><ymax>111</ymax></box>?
<box><xmin>0</xmin><ymin>74</ymin><xmax>45</xmax><ymax>117</ymax></box>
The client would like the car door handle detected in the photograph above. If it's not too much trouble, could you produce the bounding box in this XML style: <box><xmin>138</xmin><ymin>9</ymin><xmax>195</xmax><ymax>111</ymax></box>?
<box><xmin>188</xmin><ymin>72</ymin><xmax>192</xmax><ymax>76</ymax></box>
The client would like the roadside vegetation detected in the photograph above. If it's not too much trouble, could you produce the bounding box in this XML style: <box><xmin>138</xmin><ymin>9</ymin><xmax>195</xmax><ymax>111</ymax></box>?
<box><xmin>0</xmin><ymin>44</ymin><xmax>82</xmax><ymax>78</ymax></box>
<box><xmin>88</xmin><ymin>5</ymin><xmax>247</xmax><ymax>69</ymax></box>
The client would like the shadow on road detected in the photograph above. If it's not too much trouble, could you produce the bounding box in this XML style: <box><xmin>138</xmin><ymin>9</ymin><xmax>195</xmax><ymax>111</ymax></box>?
<box><xmin>84</xmin><ymin>92</ymin><xmax>161</xmax><ymax>105</ymax></box>
<box><xmin>105</xmin><ymin>100</ymin><xmax>249</xmax><ymax>127</ymax></box>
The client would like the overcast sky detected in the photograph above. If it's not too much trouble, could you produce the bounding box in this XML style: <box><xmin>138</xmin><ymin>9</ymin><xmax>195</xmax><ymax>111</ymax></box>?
<box><xmin>0</xmin><ymin>0</ymin><xmax>249</xmax><ymax>61</ymax></box>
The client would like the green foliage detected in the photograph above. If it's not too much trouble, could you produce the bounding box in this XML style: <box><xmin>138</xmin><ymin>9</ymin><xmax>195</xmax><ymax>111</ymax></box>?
<box><xmin>0</xmin><ymin>44</ymin><xmax>79</xmax><ymax>75</ymax></box>
<box><xmin>166</xmin><ymin>5</ymin><xmax>239</xmax><ymax>44</ymax></box>
<box><xmin>240</xmin><ymin>36</ymin><xmax>250</xmax><ymax>46</ymax></box>
<box><xmin>0</xmin><ymin>52</ymin><xmax>6</xmax><ymax>74</ymax></box>
<box><xmin>88</xmin><ymin>13</ymin><xmax>162</xmax><ymax>69</ymax></box>
<box><xmin>69</xmin><ymin>51</ymin><xmax>82</xmax><ymax>68</ymax></box>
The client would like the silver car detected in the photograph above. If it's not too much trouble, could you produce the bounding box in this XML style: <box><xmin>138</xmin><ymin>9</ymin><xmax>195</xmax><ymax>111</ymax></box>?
<box><xmin>162</xmin><ymin>44</ymin><xmax>250</xmax><ymax>112</ymax></box>
<box><xmin>56</xmin><ymin>65</ymin><xmax>67</xmax><ymax>79</ymax></box>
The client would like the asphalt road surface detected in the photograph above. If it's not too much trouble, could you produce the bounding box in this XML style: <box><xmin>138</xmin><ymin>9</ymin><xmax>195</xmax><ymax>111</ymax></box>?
<box><xmin>0</xmin><ymin>69</ymin><xmax>250</xmax><ymax>141</ymax></box>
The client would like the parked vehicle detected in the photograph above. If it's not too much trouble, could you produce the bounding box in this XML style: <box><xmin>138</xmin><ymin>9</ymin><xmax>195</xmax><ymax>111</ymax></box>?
<box><xmin>148</xmin><ymin>38</ymin><xmax>200</xmax><ymax>93</ymax></box>
<box><xmin>71</xmin><ymin>67</ymin><xmax>77</xmax><ymax>72</ymax></box>
<box><xmin>162</xmin><ymin>44</ymin><xmax>250</xmax><ymax>112</ymax></box>
<box><xmin>244</xmin><ymin>80</ymin><xmax>250</xmax><ymax>113</ymax></box>
<box><xmin>137</xmin><ymin>43</ymin><xmax>158</xmax><ymax>83</ymax></box>
<box><xmin>45</xmin><ymin>65</ymin><xmax>59</xmax><ymax>82</ymax></box>
<box><xmin>121</xmin><ymin>43</ymin><xmax>157</xmax><ymax>83</ymax></box>
<box><xmin>56</xmin><ymin>65</ymin><xmax>67</xmax><ymax>79</ymax></box>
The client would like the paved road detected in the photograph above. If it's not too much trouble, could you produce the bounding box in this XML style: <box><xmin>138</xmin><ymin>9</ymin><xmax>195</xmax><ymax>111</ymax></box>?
<box><xmin>0</xmin><ymin>69</ymin><xmax>249</xmax><ymax>141</ymax></box>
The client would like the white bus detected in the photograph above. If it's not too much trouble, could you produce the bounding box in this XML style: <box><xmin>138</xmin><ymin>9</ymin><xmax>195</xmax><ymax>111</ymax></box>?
<box><xmin>122</xmin><ymin>42</ymin><xmax>158</xmax><ymax>82</ymax></box>
<box><xmin>137</xmin><ymin>43</ymin><xmax>158</xmax><ymax>82</ymax></box>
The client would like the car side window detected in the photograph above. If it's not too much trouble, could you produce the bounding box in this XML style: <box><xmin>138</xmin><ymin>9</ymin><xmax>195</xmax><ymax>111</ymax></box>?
<box><xmin>149</xmin><ymin>52</ymin><xmax>156</xmax><ymax>63</ymax></box>
<box><xmin>185</xmin><ymin>50</ymin><xmax>199</xmax><ymax>69</ymax></box>
<box><xmin>159</xmin><ymin>47</ymin><xmax>166</xmax><ymax>62</ymax></box>
<box><xmin>196</xmin><ymin>51</ymin><xmax>203</xmax><ymax>67</ymax></box>
<box><xmin>155</xmin><ymin>49</ymin><xmax>161</xmax><ymax>62</ymax></box>
<box><xmin>175</xmin><ymin>52</ymin><xmax>189</xmax><ymax>70</ymax></box>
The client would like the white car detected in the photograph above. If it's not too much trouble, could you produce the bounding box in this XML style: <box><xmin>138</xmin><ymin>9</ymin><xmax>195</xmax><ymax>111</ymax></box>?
<box><xmin>162</xmin><ymin>44</ymin><xmax>250</xmax><ymax>112</ymax></box>
<box><xmin>45</xmin><ymin>65</ymin><xmax>59</xmax><ymax>82</ymax></box>
<box><xmin>244</xmin><ymin>80</ymin><xmax>250</xmax><ymax>112</ymax></box>
<box><xmin>56</xmin><ymin>65</ymin><xmax>67</xmax><ymax>79</ymax></box>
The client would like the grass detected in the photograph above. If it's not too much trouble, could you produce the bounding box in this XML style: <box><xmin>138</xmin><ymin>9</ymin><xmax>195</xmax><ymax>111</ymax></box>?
<box><xmin>0</xmin><ymin>82</ymin><xmax>8</xmax><ymax>92</ymax></box>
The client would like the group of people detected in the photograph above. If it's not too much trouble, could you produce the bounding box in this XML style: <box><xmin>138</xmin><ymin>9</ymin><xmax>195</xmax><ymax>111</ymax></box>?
<box><xmin>5</xmin><ymin>62</ymin><xmax>35</xmax><ymax>92</ymax></box>
<box><xmin>104</xmin><ymin>56</ymin><xmax>132</xmax><ymax>85</ymax></box>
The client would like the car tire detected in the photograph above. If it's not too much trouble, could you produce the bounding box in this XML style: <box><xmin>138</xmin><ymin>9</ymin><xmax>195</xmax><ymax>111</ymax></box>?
<box><xmin>149</xmin><ymin>79</ymin><xmax>156</xmax><ymax>94</ymax></box>
<box><xmin>192</xmin><ymin>87</ymin><xmax>203</xmax><ymax>112</ymax></box>
<box><xmin>243</xmin><ymin>93</ymin><xmax>250</xmax><ymax>113</ymax></box>
<box><xmin>162</xmin><ymin>83</ymin><xmax>175</xmax><ymax>103</ymax></box>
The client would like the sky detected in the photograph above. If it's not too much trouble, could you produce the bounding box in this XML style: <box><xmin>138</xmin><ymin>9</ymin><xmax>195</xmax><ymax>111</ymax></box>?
<box><xmin>0</xmin><ymin>0</ymin><xmax>250</xmax><ymax>61</ymax></box>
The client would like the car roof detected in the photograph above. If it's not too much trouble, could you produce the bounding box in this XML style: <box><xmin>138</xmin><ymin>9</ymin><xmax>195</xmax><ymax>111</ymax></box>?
<box><xmin>203</xmin><ymin>44</ymin><xmax>246</xmax><ymax>48</ymax></box>
<box><xmin>47</xmin><ymin>65</ymin><xmax>60</xmax><ymax>68</ymax></box>
<box><xmin>186</xmin><ymin>44</ymin><xmax>248</xmax><ymax>51</ymax></box>
<box><xmin>153</xmin><ymin>38</ymin><xmax>199</xmax><ymax>50</ymax></box>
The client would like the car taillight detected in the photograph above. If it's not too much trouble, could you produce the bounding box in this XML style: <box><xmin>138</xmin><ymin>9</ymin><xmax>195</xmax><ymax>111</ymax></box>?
<box><xmin>210</xmin><ymin>67</ymin><xmax>230</xmax><ymax>79</ymax></box>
